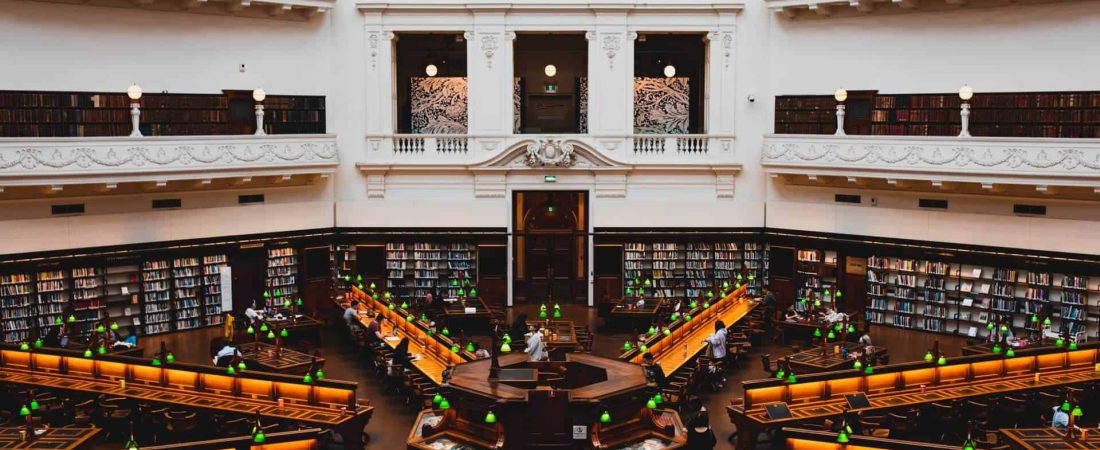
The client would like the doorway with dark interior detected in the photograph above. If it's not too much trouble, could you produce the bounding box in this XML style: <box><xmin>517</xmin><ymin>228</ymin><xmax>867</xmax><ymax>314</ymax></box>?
<box><xmin>512</xmin><ymin>191</ymin><xmax>588</xmax><ymax>304</ymax></box>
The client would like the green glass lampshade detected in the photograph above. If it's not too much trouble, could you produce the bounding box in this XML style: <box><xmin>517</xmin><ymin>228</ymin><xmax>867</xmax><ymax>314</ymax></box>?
<box><xmin>600</xmin><ymin>411</ymin><xmax>611</xmax><ymax>424</ymax></box>
<box><xmin>924</xmin><ymin>351</ymin><xmax>934</xmax><ymax>362</ymax></box>
<box><xmin>853</xmin><ymin>360</ymin><xmax>862</xmax><ymax>370</ymax></box>
<box><xmin>837</xmin><ymin>430</ymin><xmax>849</xmax><ymax>444</ymax></box>
<box><xmin>847</xmin><ymin>325</ymin><xmax>855</xmax><ymax>333</ymax></box>
<box><xmin>501</xmin><ymin>342</ymin><xmax>511</xmax><ymax>353</ymax></box>
<box><xmin>646</xmin><ymin>399</ymin><xmax>657</xmax><ymax>409</ymax></box>
<box><xmin>1031</xmin><ymin>314</ymin><xmax>1039</xmax><ymax>323</ymax></box>
<box><xmin>834</xmin><ymin>324</ymin><xmax>842</xmax><ymax>332</ymax></box>
<box><xmin>736</xmin><ymin>273</ymin><xmax>743</xmax><ymax>281</ymax></box>
<box><xmin>344</xmin><ymin>275</ymin><xmax>350</xmax><ymax>282</ymax></box>
<box><xmin>644</xmin><ymin>279</ymin><xmax>652</xmax><ymax>287</ymax></box>
<box><xmin>541</xmin><ymin>304</ymin><xmax>549</xmax><ymax>311</ymax></box>
<box><xmin>151</xmin><ymin>357</ymin><xmax>161</xmax><ymax>366</ymax></box>
<box><xmin>67</xmin><ymin>315</ymin><xmax>76</xmax><ymax>323</ymax></box>
<box><xmin>83</xmin><ymin>348</ymin><xmax>93</xmax><ymax>358</ymax></box>
<box><xmin>1005</xmin><ymin>348</ymin><xmax>1016</xmax><ymax>358</ymax></box>
<box><xmin>813</xmin><ymin>299</ymin><xmax>822</xmax><ymax>307</ymax></box>
<box><xmin>1072</xmin><ymin>406</ymin><xmax>1083</xmax><ymax>417</ymax></box>
<box><xmin>357</xmin><ymin>283</ymin><xmax>363</xmax><ymax>290</ymax></box>
<box><xmin>633</xmin><ymin>278</ymin><xmax>640</xmax><ymax>286</ymax></box>
<box><xmin>553</xmin><ymin>310</ymin><xmax>562</xmax><ymax>318</ymax></box>
<box><xmin>813</xmin><ymin>329</ymin><xmax>822</xmax><ymax>337</ymax></box>
<box><xmin>19</xmin><ymin>342</ymin><xmax>29</xmax><ymax>351</ymax></box>
<box><xmin>356</xmin><ymin>274</ymin><xmax>363</xmax><ymax>282</ymax></box>
<box><xmin>1069</xmin><ymin>341</ymin><xmax>1079</xmax><ymax>350</ymax></box>
<box><xmin>703</xmin><ymin>302</ymin><xmax>710</xmax><ymax>309</ymax></box>
<box><xmin>427</xmin><ymin>329</ymin><xmax>434</xmax><ymax>336</ymax></box>
<box><xmin>1056</xmin><ymin>338</ymin><xmax>1065</xmax><ymax>347</ymax></box>
<box><xmin>1062</xmin><ymin>401</ymin><xmax>1072</xmax><ymax>412</ymax></box>
<box><xmin>663</xmin><ymin>329</ymin><xmax>671</xmax><ymax>336</ymax></box>
<box><xmin>316</xmin><ymin>369</ymin><xmax>324</xmax><ymax>380</ymax></box>
<box><xmin>372</xmin><ymin>293</ymin><xmax>379</xmax><ymax>299</ymax></box>
<box><xmin>827</xmin><ymin>331</ymin><xmax>836</xmax><ymax>340</ymax></box>
<box><xmin>384</xmin><ymin>292</ymin><xmax>391</xmax><ymax>300</ymax></box>
<box><xmin>253</xmin><ymin>430</ymin><xmax>266</xmax><ymax>443</ymax></box>
<box><xmin>451</xmin><ymin>279</ymin><xmax>459</xmax><ymax>287</ymax></box>
<box><xmin>401</xmin><ymin>302</ymin><xmax>408</xmax><ymax>309</ymax></box>
<box><xmin>226</xmin><ymin>366</ymin><xmax>236</xmax><ymax>375</ymax></box>
<box><xmin>485</xmin><ymin>411</ymin><xmax>497</xmax><ymax>423</ymax></box>
<box><xmin>284</xmin><ymin>299</ymin><xmax>292</xmax><ymax>308</ymax></box>
<box><xmin>670</xmin><ymin>313</ymin><xmax>679</xmax><ymax>321</ymax></box>
<box><xmin>470</xmin><ymin>289</ymin><xmax>478</xmax><ymax>297</ymax></box>
<box><xmin>823</xmin><ymin>289</ymin><xmax>831</xmax><ymax>297</ymax></box>
<box><xmin>33</xmin><ymin>338</ymin><xmax>42</xmax><ymax>349</ymax></box>
<box><xmin>439</xmin><ymin>399</ymin><xmax>451</xmax><ymax>409</ymax></box>
<box><xmin>992</xmin><ymin>345</ymin><xmax>1001</xmax><ymax>354</ymax></box>
<box><xmin>623</xmin><ymin>341</ymin><xmax>633</xmax><ymax>351</ymax></box>
<box><xmin>648</xmin><ymin>326</ymin><xmax>657</xmax><ymax>335</ymax></box>
<box><xmin>864</xmin><ymin>365</ymin><xmax>874</xmax><ymax>374</ymax></box>
<box><xmin>937</xmin><ymin>356</ymin><xmax>947</xmax><ymax>365</ymax></box>
<box><xmin>388</xmin><ymin>303</ymin><xmax>395</xmax><ymax>310</ymax></box>
<box><xmin>625</xmin><ymin>287</ymin><xmax>634</xmax><ymax>295</ymax></box>
<box><xmin>748</xmin><ymin>274</ymin><xmax>756</xmax><ymax>281</ymax></box>
<box><xmin>433</xmin><ymin>394</ymin><xmax>443</xmax><ymax>404</ymax></box>
<box><xmin>96</xmin><ymin>324</ymin><xmax>106</xmax><ymax>333</ymax></box>
<box><xmin>554</xmin><ymin>303</ymin><xmax>561</xmax><ymax>310</ymax></box>
<box><xmin>706</xmin><ymin>291</ymin><xmax>714</xmax><ymax>298</ymax></box>
<box><xmin>280</xmin><ymin>329</ymin><xmax>289</xmax><ymax>338</ymax></box>
<box><xmin>442</xmin><ymin>327</ymin><xmax>450</xmax><ymax>336</ymax></box>
<box><xmin>986</xmin><ymin>322</ymin><xmax>995</xmax><ymax>330</ymax></box>
<box><xmin>539</xmin><ymin>310</ymin><xmax>548</xmax><ymax>319</ymax></box>
<box><xmin>684</xmin><ymin>314</ymin><xmax>692</xmax><ymax>322</ymax></box>
<box><xmin>457</xmin><ymin>289</ymin><xmax>465</xmax><ymax>296</ymax></box>
<box><xmin>266</xmin><ymin>330</ymin><xmax>275</xmax><ymax>340</ymax></box>
<box><xmin>835</xmin><ymin>290</ymin><xmax>842</xmax><ymax>298</ymax></box>
<box><xmin>689</xmin><ymin>301</ymin><xmax>698</xmax><ymax>309</ymax></box>
<box><xmin>786</xmin><ymin>373</ymin><xmax>797</xmax><ymax>383</ymax></box>
<box><xmin>406</xmin><ymin>315</ymin><xmax>415</xmax><ymax>322</ymax></box>
<box><xmin>30</xmin><ymin>400</ymin><xmax>39</xmax><ymax>411</ymax></box>
<box><xmin>775</xmin><ymin>370</ymin><xmax>785</xmax><ymax>379</ymax></box>
<box><xmin>369</xmin><ymin>282</ymin><xmax>376</xmax><ymax>290</ymax></box>
<box><xmin>735</xmin><ymin>282</ymin><xmax>741</xmax><ymax>289</ymax></box>
<box><xmin>653</xmin><ymin>394</ymin><xmax>663</xmax><ymax>405</ymax></box>
<box><xmin>263</xmin><ymin>291</ymin><xmax>270</xmax><ymax>298</ymax></box>
<box><xmin>165</xmin><ymin>352</ymin><xmax>175</xmax><ymax>363</ymax></box>
<box><xmin>1000</xmin><ymin>324</ymin><xmax>1009</xmax><ymax>333</ymax></box>
<box><xmin>420</xmin><ymin>314</ymin><xmax>428</xmax><ymax>322</ymax></box>
<box><xmin>451</xmin><ymin>345</ymin><xmax>459</xmax><ymax>353</ymax></box>
<box><xmin>246</xmin><ymin>326</ymin><xmax>255</xmax><ymax>334</ymax></box>
<box><xmin>640</xmin><ymin>344</ymin><xmax>648</xmax><ymax>352</ymax></box>
<box><xmin>962</xmin><ymin>440</ymin><xmax>976</xmax><ymax>450</ymax></box>
<box><xmin>1043</xmin><ymin>317</ymin><xmax>1052</xmax><ymax>327</ymax></box>
<box><xmin>98</xmin><ymin>345</ymin><xmax>107</xmax><ymax>355</ymax></box>
<box><xmin>110</xmin><ymin>322</ymin><xmax>120</xmax><ymax>331</ymax></box>
<box><xmin>504</xmin><ymin>334</ymin><xmax>512</xmax><ymax>343</ymax></box>
<box><xmin>260</xmin><ymin>323</ymin><xmax>269</xmax><ymax>332</ymax></box>
<box><xmin>238</xmin><ymin>361</ymin><xmax>247</xmax><ymax>371</ymax></box>
<box><xmin>302</xmin><ymin>373</ymin><xmax>313</xmax><ymax>384</ymax></box>
<box><xmin>19</xmin><ymin>405</ymin><xmax>30</xmax><ymax>416</ymax></box>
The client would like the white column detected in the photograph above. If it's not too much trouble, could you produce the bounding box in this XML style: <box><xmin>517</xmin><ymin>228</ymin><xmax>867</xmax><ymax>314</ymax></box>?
<box><xmin>466</xmin><ymin>24</ymin><xmax>515</xmax><ymax>143</ymax></box>
<box><xmin>705</xmin><ymin>27</ymin><xmax>737</xmax><ymax>137</ymax></box>
<box><xmin>363</xmin><ymin>22</ymin><xmax>395</xmax><ymax>153</ymax></box>
<box><xmin>585</xmin><ymin>24</ymin><xmax>634</xmax><ymax>139</ymax></box>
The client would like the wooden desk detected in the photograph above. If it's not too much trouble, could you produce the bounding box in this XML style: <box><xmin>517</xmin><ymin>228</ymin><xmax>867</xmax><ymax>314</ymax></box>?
<box><xmin>346</xmin><ymin>287</ymin><xmax>477</xmax><ymax>361</ymax></box>
<box><xmin>0</xmin><ymin>347</ymin><xmax>371</xmax><ymax>449</ymax></box>
<box><xmin>448</xmin><ymin>353</ymin><xmax>648</xmax><ymax>402</ymax></box>
<box><xmin>786</xmin><ymin>343</ymin><xmax>885</xmax><ymax>374</ymax></box>
<box><xmin>962</xmin><ymin>341</ymin><xmax>1039</xmax><ymax>356</ymax></box>
<box><xmin>783</xmin><ymin>427</ymin><xmax>958</xmax><ymax>450</ymax></box>
<box><xmin>629</xmin><ymin>287</ymin><xmax>756</xmax><ymax>376</ymax></box>
<box><xmin>143</xmin><ymin>429</ymin><xmax>324</xmax><ymax>450</ymax></box>
<box><xmin>620</xmin><ymin>288</ymin><xmax>747</xmax><ymax>361</ymax></box>
<box><xmin>237</xmin><ymin>341</ymin><xmax>320</xmax><ymax>374</ymax></box>
<box><xmin>0</xmin><ymin>426</ymin><xmax>100</xmax><ymax>449</ymax></box>
<box><xmin>610</xmin><ymin>298</ymin><xmax>662</xmax><ymax>328</ymax></box>
<box><xmin>541</xmin><ymin>320</ymin><xmax>578</xmax><ymax>348</ymax></box>
<box><xmin>267</xmin><ymin>315</ymin><xmax>325</xmax><ymax>340</ymax></box>
<box><xmin>780</xmin><ymin>320</ymin><xmax>860</xmax><ymax>344</ymax></box>
<box><xmin>407</xmin><ymin>408</ymin><xmax>505</xmax><ymax>450</ymax></box>
<box><xmin>1000</xmin><ymin>428</ymin><xmax>1100</xmax><ymax>450</ymax></box>
<box><xmin>439</xmin><ymin>297</ymin><xmax>492</xmax><ymax>322</ymax></box>
<box><xmin>730</xmin><ymin>346</ymin><xmax>1100</xmax><ymax>449</ymax></box>
<box><xmin>340</xmin><ymin>290</ymin><xmax>465</xmax><ymax>385</ymax></box>
<box><xmin>41</xmin><ymin>345</ymin><xmax>143</xmax><ymax>358</ymax></box>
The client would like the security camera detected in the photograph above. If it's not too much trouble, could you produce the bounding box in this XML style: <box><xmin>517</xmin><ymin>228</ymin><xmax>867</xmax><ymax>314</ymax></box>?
<box><xmin>747</xmin><ymin>95</ymin><xmax>756</xmax><ymax>103</ymax></box>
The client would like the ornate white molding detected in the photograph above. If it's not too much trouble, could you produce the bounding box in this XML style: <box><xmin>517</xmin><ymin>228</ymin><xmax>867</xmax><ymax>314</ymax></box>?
<box><xmin>761</xmin><ymin>134</ymin><xmax>1100</xmax><ymax>186</ymax></box>
<box><xmin>601</xmin><ymin>33</ymin><xmax>623</xmax><ymax>69</ymax></box>
<box><xmin>478</xmin><ymin>32</ymin><xmax>502</xmax><ymax>69</ymax></box>
<box><xmin>0</xmin><ymin>135</ymin><xmax>339</xmax><ymax>185</ymax></box>
<box><xmin>367</xmin><ymin>31</ymin><xmax>394</xmax><ymax>71</ymax></box>
<box><xmin>524</xmin><ymin>139</ymin><xmax>577</xmax><ymax>168</ymax></box>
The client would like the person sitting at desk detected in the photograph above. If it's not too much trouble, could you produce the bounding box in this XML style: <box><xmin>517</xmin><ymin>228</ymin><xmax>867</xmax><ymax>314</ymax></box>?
<box><xmin>365</xmin><ymin>313</ymin><xmax>385</xmax><ymax>347</ymax></box>
<box><xmin>525</xmin><ymin>329</ymin><xmax>547</xmax><ymax>362</ymax></box>
<box><xmin>784</xmin><ymin>304</ymin><xmax>803</xmax><ymax>322</ymax></box>
<box><xmin>858</xmin><ymin>331</ymin><xmax>873</xmax><ymax>347</ymax></box>
<box><xmin>112</xmin><ymin>324</ymin><xmax>139</xmax><ymax>350</ymax></box>
<box><xmin>1052</xmin><ymin>404</ymin><xmax>1070</xmax><ymax>429</ymax></box>
<box><xmin>212</xmin><ymin>340</ymin><xmax>239</xmax><ymax>366</ymax></box>
<box><xmin>343</xmin><ymin>300</ymin><xmax>362</xmax><ymax>329</ymax></box>
<box><xmin>641</xmin><ymin>352</ymin><xmax>667</xmax><ymax>388</ymax></box>
<box><xmin>43</xmin><ymin>325</ymin><xmax>62</xmax><ymax>347</ymax></box>
<box><xmin>703</xmin><ymin>320</ymin><xmax>728</xmax><ymax>361</ymax></box>
<box><xmin>389</xmin><ymin>337</ymin><xmax>411</xmax><ymax>376</ymax></box>
<box><xmin>245</xmin><ymin>300</ymin><xmax>262</xmax><ymax>324</ymax></box>
<box><xmin>473</xmin><ymin>342</ymin><xmax>491</xmax><ymax>359</ymax></box>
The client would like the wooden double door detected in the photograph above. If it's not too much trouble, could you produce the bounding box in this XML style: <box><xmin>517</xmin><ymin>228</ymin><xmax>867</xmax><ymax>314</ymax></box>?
<box><xmin>513</xmin><ymin>191</ymin><xmax>588</xmax><ymax>304</ymax></box>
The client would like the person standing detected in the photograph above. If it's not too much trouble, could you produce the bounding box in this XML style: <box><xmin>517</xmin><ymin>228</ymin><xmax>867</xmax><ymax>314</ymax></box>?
<box><xmin>703</xmin><ymin>320</ymin><xmax>728</xmax><ymax>360</ymax></box>
<box><xmin>685</xmin><ymin>411</ymin><xmax>717</xmax><ymax>449</ymax></box>
<box><xmin>524</xmin><ymin>329</ymin><xmax>546</xmax><ymax>362</ymax></box>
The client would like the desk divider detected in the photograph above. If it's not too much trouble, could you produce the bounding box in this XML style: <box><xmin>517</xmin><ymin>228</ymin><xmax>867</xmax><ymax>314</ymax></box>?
<box><xmin>741</xmin><ymin>346</ymin><xmax>1100</xmax><ymax>410</ymax></box>
<box><xmin>627</xmin><ymin>286</ymin><xmax>748</xmax><ymax>366</ymax></box>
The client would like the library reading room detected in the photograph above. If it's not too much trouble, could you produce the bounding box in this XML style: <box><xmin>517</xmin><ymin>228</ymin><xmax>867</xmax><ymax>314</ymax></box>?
<box><xmin>2</xmin><ymin>0</ymin><xmax>1100</xmax><ymax>449</ymax></box>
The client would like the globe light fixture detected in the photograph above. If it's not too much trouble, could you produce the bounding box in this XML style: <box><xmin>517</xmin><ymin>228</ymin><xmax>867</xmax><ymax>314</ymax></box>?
<box><xmin>958</xmin><ymin>84</ymin><xmax>974</xmax><ymax>137</ymax></box>
<box><xmin>544</xmin><ymin>64</ymin><xmax>557</xmax><ymax>77</ymax></box>
<box><xmin>425</xmin><ymin>64</ymin><xmax>438</xmax><ymax>77</ymax></box>
<box><xmin>253</xmin><ymin>88</ymin><xmax>267</xmax><ymax>136</ymax></box>
<box><xmin>834</xmin><ymin>87</ymin><xmax>847</xmax><ymax>136</ymax></box>
<box><xmin>663</xmin><ymin>64</ymin><xmax>676</xmax><ymax>78</ymax></box>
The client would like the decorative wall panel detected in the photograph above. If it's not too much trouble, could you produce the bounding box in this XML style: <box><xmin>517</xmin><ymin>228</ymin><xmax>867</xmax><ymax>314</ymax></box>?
<box><xmin>633</xmin><ymin>77</ymin><xmax>690</xmax><ymax>134</ymax></box>
<box><xmin>579</xmin><ymin>77</ymin><xmax>589</xmax><ymax>134</ymax></box>
<box><xmin>410</xmin><ymin>77</ymin><xmax>468</xmax><ymax>134</ymax></box>
<box><xmin>514</xmin><ymin>77</ymin><xmax>523</xmax><ymax>133</ymax></box>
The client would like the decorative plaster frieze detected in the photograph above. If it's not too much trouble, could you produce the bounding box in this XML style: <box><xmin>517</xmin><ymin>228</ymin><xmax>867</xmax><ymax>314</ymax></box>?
<box><xmin>474</xmin><ymin>174</ymin><xmax>507</xmax><ymax>198</ymax></box>
<box><xmin>761</xmin><ymin>134</ymin><xmax>1100</xmax><ymax>183</ymax></box>
<box><xmin>367</xmin><ymin>31</ymin><xmax>395</xmax><ymax>71</ymax></box>
<box><xmin>365</xmin><ymin>172</ymin><xmax>386</xmax><ymax>198</ymax></box>
<box><xmin>601</xmin><ymin>33</ymin><xmax>623</xmax><ymax>69</ymax></box>
<box><xmin>715</xmin><ymin>170</ymin><xmax>737</xmax><ymax>198</ymax></box>
<box><xmin>595</xmin><ymin>172</ymin><xmax>628</xmax><ymax>198</ymax></box>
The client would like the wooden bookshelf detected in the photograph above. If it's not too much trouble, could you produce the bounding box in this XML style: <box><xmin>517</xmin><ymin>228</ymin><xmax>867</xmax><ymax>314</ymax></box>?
<box><xmin>0</xmin><ymin>90</ymin><xmax>325</xmax><ymax>137</ymax></box>
<box><xmin>171</xmin><ymin>257</ymin><xmax>202</xmax><ymax>331</ymax></box>
<box><xmin>103</xmin><ymin>261</ymin><xmax>140</xmax><ymax>332</ymax></box>
<box><xmin>385</xmin><ymin>242</ymin><xmax>479</xmax><ymax>302</ymax></box>
<box><xmin>794</xmin><ymin>248</ymin><xmax>836</xmax><ymax>312</ymax></box>
<box><xmin>69</xmin><ymin>265</ymin><xmax>105</xmax><ymax>337</ymax></box>
<box><xmin>267</xmin><ymin>247</ymin><xmax>299</xmax><ymax>308</ymax></box>
<box><xmin>0</xmin><ymin>272</ymin><xmax>34</xmax><ymax>343</ymax></box>
<box><xmin>685</xmin><ymin>242</ymin><xmax>713</xmax><ymax>300</ymax></box>
<box><xmin>620</xmin><ymin>240</ymin><xmax>765</xmax><ymax>302</ymax></box>
<box><xmin>779</xmin><ymin>90</ymin><xmax>1100</xmax><ymax>138</ymax></box>
<box><xmin>35</xmin><ymin>269</ymin><xmax>68</xmax><ymax>332</ymax></box>
<box><xmin>742</xmin><ymin>242</ymin><xmax>768</xmax><ymax>296</ymax></box>
<box><xmin>652</xmin><ymin>243</ymin><xmax>684</xmax><ymax>299</ymax></box>
<box><xmin>202</xmin><ymin>255</ymin><xmax>227</xmax><ymax>326</ymax></box>
<box><xmin>140</xmin><ymin>260</ymin><xmax>172</xmax><ymax>335</ymax></box>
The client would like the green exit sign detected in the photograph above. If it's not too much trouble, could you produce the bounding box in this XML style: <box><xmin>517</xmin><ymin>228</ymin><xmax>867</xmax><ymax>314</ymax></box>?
<box><xmin>544</xmin><ymin>175</ymin><xmax>557</xmax><ymax>183</ymax></box>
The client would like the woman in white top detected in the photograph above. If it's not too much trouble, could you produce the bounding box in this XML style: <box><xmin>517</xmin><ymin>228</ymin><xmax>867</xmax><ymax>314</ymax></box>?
<box><xmin>244</xmin><ymin>300</ymin><xmax>261</xmax><ymax>323</ymax></box>
<box><xmin>703</xmin><ymin>320</ymin><xmax>728</xmax><ymax>360</ymax></box>
<box><xmin>525</xmin><ymin>330</ymin><xmax>546</xmax><ymax>362</ymax></box>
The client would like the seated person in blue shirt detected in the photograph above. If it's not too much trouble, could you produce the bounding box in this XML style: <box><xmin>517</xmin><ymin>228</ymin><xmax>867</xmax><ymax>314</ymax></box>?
<box><xmin>1052</xmin><ymin>405</ymin><xmax>1070</xmax><ymax>429</ymax></box>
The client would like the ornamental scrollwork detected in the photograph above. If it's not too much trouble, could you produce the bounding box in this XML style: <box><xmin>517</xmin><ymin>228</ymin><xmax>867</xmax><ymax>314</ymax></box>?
<box><xmin>525</xmin><ymin>139</ymin><xmax>576</xmax><ymax>168</ymax></box>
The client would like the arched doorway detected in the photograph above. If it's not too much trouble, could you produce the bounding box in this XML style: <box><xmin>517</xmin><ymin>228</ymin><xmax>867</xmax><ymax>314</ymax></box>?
<box><xmin>512</xmin><ymin>191</ymin><xmax>588</xmax><ymax>304</ymax></box>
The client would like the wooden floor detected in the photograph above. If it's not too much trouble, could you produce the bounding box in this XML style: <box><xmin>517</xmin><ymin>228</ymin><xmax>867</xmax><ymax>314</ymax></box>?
<box><xmin>87</xmin><ymin>304</ymin><xmax>970</xmax><ymax>449</ymax></box>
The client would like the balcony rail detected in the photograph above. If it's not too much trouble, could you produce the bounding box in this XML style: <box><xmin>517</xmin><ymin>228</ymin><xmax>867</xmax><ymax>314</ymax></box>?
<box><xmin>367</xmin><ymin>133</ymin><xmax>736</xmax><ymax>166</ymax></box>
<box><xmin>761</xmin><ymin>133</ymin><xmax>1100</xmax><ymax>186</ymax></box>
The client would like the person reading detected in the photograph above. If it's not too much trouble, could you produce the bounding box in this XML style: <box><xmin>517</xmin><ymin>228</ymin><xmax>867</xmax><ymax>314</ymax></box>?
<box><xmin>642</xmin><ymin>352</ymin><xmax>667</xmax><ymax>388</ymax></box>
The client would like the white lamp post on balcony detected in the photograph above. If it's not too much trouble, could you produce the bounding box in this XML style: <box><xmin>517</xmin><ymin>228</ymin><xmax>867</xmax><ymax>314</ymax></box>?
<box><xmin>958</xmin><ymin>84</ymin><xmax>974</xmax><ymax>137</ymax></box>
<box><xmin>127</xmin><ymin>84</ymin><xmax>143</xmax><ymax>137</ymax></box>
<box><xmin>834</xmin><ymin>87</ymin><xmax>848</xmax><ymax>136</ymax></box>
<box><xmin>253</xmin><ymin>88</ymin><xmax>266</xmax><ymax>136</ymax></box>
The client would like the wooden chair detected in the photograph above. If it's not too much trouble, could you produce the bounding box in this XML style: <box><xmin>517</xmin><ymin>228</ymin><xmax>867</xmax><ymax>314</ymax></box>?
<box><xmin>163</xmin><ymin>410</ymin><xmax>198</xmax><ymax>442</ymax></box>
